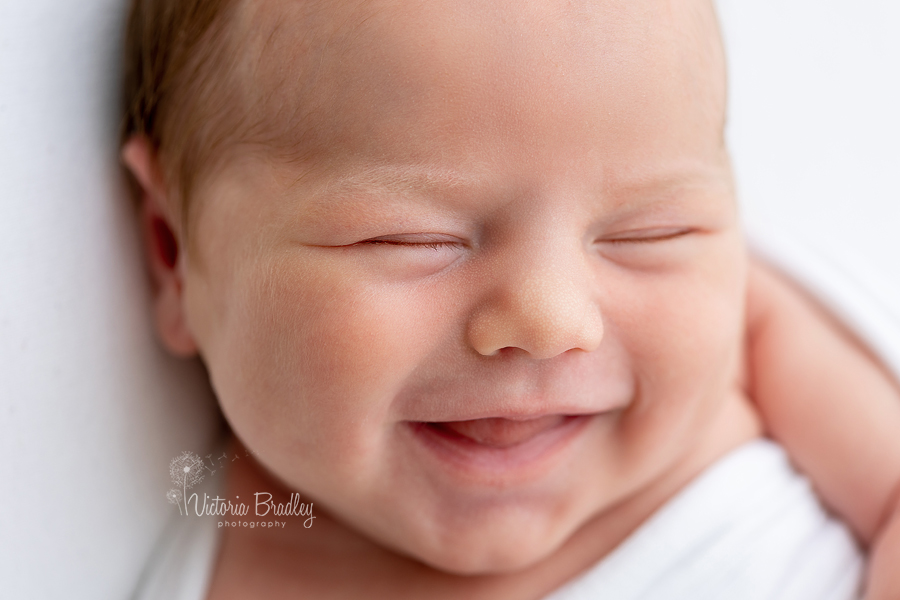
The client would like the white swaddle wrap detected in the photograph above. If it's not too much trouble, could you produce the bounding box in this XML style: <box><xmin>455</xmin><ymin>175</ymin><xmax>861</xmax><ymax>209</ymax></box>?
<box><xmin>546</xmin><ymin>439</ymin><xmax>862</xmax><ymax>600</ymax></box>
<box><xmin>133</xmin><ymin>439</ymin><xmax>863</xmax><ymax>600</ymax></box>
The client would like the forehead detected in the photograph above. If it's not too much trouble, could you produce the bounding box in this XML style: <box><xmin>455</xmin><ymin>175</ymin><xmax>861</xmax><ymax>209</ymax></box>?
<box><xmin>228</xmin><ymin>0</ymin><xmax>726</xmax><ymax>186</ymax></box>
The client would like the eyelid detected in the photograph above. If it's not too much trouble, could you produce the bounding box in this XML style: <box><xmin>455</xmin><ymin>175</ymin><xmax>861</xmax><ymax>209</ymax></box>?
<box><xmin>599</xmin><ymin>227</ymin><xmax>695</xmax><ymax>243</ymax></box>
<box><xmin>358</xmin><ymin>233</ymin><xmax>466</xmax><ymax>248</ymax></box>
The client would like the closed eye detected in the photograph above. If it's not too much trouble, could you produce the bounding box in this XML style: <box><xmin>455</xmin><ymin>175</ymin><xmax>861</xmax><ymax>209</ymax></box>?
<box><xmin>361</xmin><ymin>239</ymin><xmax>458</xmax><ymax>251</ymax></box>
<box><xmin>356</xmin><ymin>234</ymin><xmax>466</xmax><ymax>250</ymax></box>
<box><xmin>594</xmin><ymin>226</ymin><xmax>705</xmax><ymax>270</ymax></box>
<box><xmin>337</xmin><ymin>234</ymin><xmax>468</xmax><ymax>279</ymax></box>
<box><xmin>599</xmin><ymin>227</ymin><xmax>695</xmax><ymax>244</ymax></box>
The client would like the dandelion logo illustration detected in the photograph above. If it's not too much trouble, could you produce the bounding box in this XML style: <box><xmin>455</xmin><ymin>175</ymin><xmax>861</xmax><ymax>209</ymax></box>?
<box><xmin>166</xmin><ymin>489</ymin><xmax>184</xmax><ymax>515</ymax></box>
<box><xmin>168</xmin><ymin>451</ymin><xmax>205</xmax><ymax>516</ymax></box>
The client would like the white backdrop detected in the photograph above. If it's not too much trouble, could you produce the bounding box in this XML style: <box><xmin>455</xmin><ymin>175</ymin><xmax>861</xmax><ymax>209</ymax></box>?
<box><xmin>719</xmin><ymin>0</ymin><xmax>900</xmax><ymax>275</ymax></box>
<box><xmin>719</xmin><ymin>0</ymin><xmax>900</xmax><ymax>377</ymax></box>
<box><xmin>0</xmin><ymin>1</ymin><xmax>220</xmax><ymax>598</ymax></box>
<box><xmin>0</xmin><ymin>1</ymin><xmax>898</xmax><ymax>598</ymax></box>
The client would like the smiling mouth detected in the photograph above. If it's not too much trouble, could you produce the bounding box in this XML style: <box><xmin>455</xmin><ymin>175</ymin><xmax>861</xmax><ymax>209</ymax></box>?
<box><xmin>426</xmin><ymin>415</ymin><xmax>574</xmax><ymax>448</ymax></box>
<box><xmin>407</xmin><ymin>413</ymin><xmax>594</xmax><ymax>477</ymax></box>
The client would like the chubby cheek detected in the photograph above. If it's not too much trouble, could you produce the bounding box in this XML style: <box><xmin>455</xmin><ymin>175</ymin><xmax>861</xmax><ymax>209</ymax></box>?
<box><xmin>207</xmin><ymin>250</ymin><xmax>455</xmax><ymax>494</ymax></box>
<box><xmin>608</xmin><ymin>242</ymin><xmax>746</xmax><ymax>476</ymax></box>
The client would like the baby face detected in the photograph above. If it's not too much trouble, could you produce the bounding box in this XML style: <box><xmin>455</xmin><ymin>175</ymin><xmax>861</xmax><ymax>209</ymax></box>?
<box><xmin>180</xmin><ymin>0</ymin><xmax>745</xmax><ymax>574</ymax></box>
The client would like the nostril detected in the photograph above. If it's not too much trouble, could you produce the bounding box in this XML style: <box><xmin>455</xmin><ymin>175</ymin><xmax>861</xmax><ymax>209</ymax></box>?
<box><xmin>467</xmin><ymin>261</ymin><xmax>604</xmax><ymax>358</ymax></box>
<box><xmin>468</xmin><ymin>301</ymin><xmax>603</xmax><ymax>359</ymax></box>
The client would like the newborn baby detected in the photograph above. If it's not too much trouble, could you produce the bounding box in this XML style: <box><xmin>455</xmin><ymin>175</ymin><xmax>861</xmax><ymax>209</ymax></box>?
<box><xmin>121</xmin><ymin>0</ymin><xmax>900</xmax><ymax>597</ymax></box>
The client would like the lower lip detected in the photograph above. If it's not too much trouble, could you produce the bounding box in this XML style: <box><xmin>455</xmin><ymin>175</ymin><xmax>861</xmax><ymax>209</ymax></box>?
<box><xmin>405</xmin><ymin>415</ymin><xmax>594</xmax><ymax>479</ymax></box>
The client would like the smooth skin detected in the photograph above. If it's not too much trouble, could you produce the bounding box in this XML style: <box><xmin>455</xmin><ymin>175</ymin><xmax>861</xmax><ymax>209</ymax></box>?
<box><xmin>746</xmin><ymin>261</ymin><xmax>900</xmax><ymax>600</ymax></box>
<box><xmin>122</xmin><ymin>0</ymin><xmax>900</xmax><ymax>597</ymax></box>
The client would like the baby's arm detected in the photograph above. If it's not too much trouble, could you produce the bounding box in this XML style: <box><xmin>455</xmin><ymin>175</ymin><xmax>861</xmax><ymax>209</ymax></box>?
<box><xmin>746</xmin><ymin>259</ymin><xmax>900</xmax><ymax>599</ymax></box>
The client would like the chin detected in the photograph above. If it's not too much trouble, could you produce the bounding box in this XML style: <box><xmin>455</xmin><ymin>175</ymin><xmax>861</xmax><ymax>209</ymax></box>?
<box><xmin>416</xmin><ymin>541</ymin><xmax>553</xmax><ymax>576</ymax></box>
<box><xmin>393</xmin><ymin>507</ymin><xmax>576</xmax><ymax>576</ymax></box>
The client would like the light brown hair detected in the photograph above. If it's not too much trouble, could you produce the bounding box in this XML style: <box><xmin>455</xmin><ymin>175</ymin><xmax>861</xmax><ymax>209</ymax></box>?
<box><xmin>122</xmin><ymin>0</ymin><xmax>243</xmax><ymax>225</ymax></box>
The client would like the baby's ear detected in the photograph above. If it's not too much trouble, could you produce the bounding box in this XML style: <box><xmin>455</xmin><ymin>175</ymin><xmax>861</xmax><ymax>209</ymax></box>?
<box><xmin>121</xmin><ymin>136</ymin><xmax>199</xmax><ymax>357</ymax></box>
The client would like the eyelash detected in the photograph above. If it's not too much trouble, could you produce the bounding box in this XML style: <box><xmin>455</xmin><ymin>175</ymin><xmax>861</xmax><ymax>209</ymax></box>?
<box><xmin>357</xmin><ymin>237</ymin><xmax>463</xmax><ymax>251</ymax></box>
<box><xmin>601</xmin><ymin>228</ymin><xmax>694</xmax><ymax>244</ymax></box>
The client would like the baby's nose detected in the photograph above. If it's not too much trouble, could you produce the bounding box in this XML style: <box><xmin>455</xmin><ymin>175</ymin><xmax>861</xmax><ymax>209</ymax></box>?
<box><xmin>467</xmin><ymin>248</ymin><xmax>604</xmax><ymax>360</ymax></box>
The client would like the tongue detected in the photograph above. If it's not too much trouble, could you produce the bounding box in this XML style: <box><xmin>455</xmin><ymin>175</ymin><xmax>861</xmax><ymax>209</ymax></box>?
<box><xmin>435</xmin><ymin>416</ymin><xmax>565</xmax><ymax>448</ymax></box>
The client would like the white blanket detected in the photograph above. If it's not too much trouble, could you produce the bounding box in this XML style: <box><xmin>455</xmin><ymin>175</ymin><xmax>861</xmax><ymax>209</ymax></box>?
<box><xmin>546</xmin><ymin>440</ymin><xmax>862</xmax><ymax>600</ymax></box>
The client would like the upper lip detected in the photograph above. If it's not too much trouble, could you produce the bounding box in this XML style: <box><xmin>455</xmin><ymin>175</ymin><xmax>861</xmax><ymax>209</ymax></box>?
<box><xmin>412</xmin><ymin>408</ymin><xmax>605</xmax><ymax>423</ymax></box>
<box><xmin>396</xmin><ymin>376</ymin><xmax>633</xmax><ymax>422</ymax></box>
<box><xmin>395</xmin><ymin>352</ymin><xmax>634</xmax><ymax>423</ymax></box>
<box><xmin>400</xmin><ymin>397</ymin><xmax>628</xmax><ymax>423</ymax></box>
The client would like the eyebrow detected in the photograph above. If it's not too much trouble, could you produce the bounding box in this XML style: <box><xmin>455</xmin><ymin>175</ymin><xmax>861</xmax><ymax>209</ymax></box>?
<box><xmin>309</xmin><ymin>164</ymin><xmax>486</xmax><ymax>203</ymax></box>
